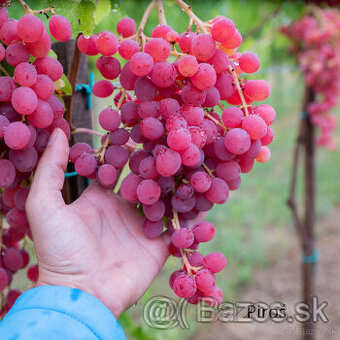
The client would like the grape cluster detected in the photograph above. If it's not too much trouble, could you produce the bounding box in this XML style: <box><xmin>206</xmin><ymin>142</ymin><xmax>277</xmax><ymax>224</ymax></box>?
<box><xmin>71</xmin><ymin>12</ymin><xmax>275</xmax><ymax>304</ymax></box>
<box><xmin>282</xmin><ymin>8</ymin><xmax>339</xmax><ymax>149</ymax></box>
<box><xmin>0</xmin><ymin>5</ymin><xmax>72</xmax><ymax>314</ymax></box>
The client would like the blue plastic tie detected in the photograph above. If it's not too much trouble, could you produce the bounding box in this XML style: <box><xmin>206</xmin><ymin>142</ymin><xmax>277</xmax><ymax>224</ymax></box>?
<box><xmin>302</xmin><ymin>248</ymin><xmax>319</xmax><ymax>264</ymax></box>
<box><xmin>76</xmin><ymin>72</ymin><xmax>94</xmax><ymax>110</ymax></box>
<box><xmin>301</xmin><ymin>111</ymin><xmax>308</xmax><ymax>119</ymax></box>
<box><xmin>64</xmin><ymin>171</ymin><xmax>78</xmax><ymax>178</ymax></box>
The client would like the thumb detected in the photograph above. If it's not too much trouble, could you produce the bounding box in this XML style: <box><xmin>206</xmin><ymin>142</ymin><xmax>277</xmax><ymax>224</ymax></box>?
<box><xmin>26</xmin><ymin>128</ymin><xmax>69</xmax><ymax>215</ymax></box>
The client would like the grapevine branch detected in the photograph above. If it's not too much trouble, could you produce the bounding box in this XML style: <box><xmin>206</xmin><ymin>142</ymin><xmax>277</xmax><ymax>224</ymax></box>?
<box><xmin>72</xmin><ymin>128</ymin><xmax>104</xmax><ymax>137</ymax></box>
<box><xmin>17</xmin><ymin>0</ymin><xmax>55</xmax><ymax>15</ymax></box>
<box><xmin>175</xmin><ymin>0</ymin><xmax>208</xmax><ymax>33</ymax></box>
<box><xmin>156</xmin><ymin>0</ymin><xmax>167</xmax><ymax>25</ymax></box>
<box><xmin>135</xmin><ymin>0</ymin><xmax>156</xmax><ymax>49</ymax></box>
<box><xmin>229</xmin><ymin>65</ymin><xmax>249</xmax><ymax>116</ymax></box>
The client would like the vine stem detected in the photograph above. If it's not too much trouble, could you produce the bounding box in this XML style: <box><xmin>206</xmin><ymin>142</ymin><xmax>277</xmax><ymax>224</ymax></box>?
<box><xmin>72</xmin><ymin>128</ymin><xmax>104</xmax><ymax>137</ymax></box>
<box><xmin>175</xmin><ymin>0</ymin><xmax>208</xmax><ymax>33</ymax></box>
<box><xmin>17</xmin><ymin>0</ymin><xmax>55</xmax><ymax>15</ymax></box>
<box><xmin>228</xmin><ymin>65</ymin><xmax>249</xmax><ymax>116</ymax></box>
<box><xmin>203</xmin><ymin>163</ymin><xmax>215</xmax><ymax>177</ymax></box>
<box><xmin>0</xmin><ymin>65</ymin><xmax>10</xmax><ymax>76</ymax></box>
<box><xmin>99</xmin><ymin>134</ymin><xmax>110</xmax><ymax>164</ymax></box>
<box><xmin>204</xmin><ymin>112</ymin><xmax>227</xmax><ymax>132</ymax></box>
<box><xmin>135</xmin><ymin>0</ymin><xmax>157</xmax><ymax>49</ymax></box>
<box><xmin>156</xmin><ymin>0</ymin><xmax>167</xmax><ymax>25</ymax></box>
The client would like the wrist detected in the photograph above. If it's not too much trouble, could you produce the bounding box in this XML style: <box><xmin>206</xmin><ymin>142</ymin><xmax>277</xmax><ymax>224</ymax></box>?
<box><xmin>37</xmin><ymin>271</ymin><xmax>125</xmax><ymax>318</ymax></box>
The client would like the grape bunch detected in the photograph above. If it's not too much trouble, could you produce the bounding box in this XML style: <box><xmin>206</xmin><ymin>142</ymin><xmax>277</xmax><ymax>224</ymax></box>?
<box><xmin>282</xmin><ymin>8</ymin><xmax>339</xmax><ymax>149</ymax></box>
<box><xmin>71</xmin><ymin>7</ymin><xmax>275</xmax><ymax>304</ymax></box>
<box><xmin>0</xmin><ymin>4</ymin><xmax>72</xmax><ymax>315</ymax></box>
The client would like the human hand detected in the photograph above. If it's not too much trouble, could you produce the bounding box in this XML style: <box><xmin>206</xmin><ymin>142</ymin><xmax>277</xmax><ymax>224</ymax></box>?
<box><xmin>25</xmin><ymin>128</ymin><xmax>172</xmax><ymax>318</ymax></box>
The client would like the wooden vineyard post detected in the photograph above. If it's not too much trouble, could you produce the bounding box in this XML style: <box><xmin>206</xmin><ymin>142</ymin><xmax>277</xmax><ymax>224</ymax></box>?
<box><xmin>52</xmin><ymin>39</ymin><xmax>93</xmax><ymax>203</ymax></box>
<box><xmin>287</xmin><ymin>86</ymin><xmax>316</xmax><ymax>340</ymax></box>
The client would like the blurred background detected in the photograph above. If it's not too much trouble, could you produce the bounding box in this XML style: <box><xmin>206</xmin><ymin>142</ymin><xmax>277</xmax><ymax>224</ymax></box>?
<box><xmin>7</xmin><ymin>0</ymin><xmax>340</xmax><ymax>338</ymax></box>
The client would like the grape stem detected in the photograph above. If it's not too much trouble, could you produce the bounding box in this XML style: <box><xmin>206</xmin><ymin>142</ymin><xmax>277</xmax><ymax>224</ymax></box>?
<box><xmin>0</xmin><ymin>65</ymin><xmax>10</xmax><ymax>77</ymax></box>
<box><xmin>72</xmin><ymin>128</ymin><xmax>104</xmax><ymax>137</ymax></box>
<box><xmin>204</xmin><ymin>111</ymin><xmax>227</xmax><ymax>132</ymax></box>
<box><xmin>228</xmin><ymin>65</ymin><xmax>249</xmax><ymax>116</ymax></box>
<box><xmin>17</xmin><ymin>0</ymin><xmax>55</xmax><ymax>15</ymax></box>
<box><xmin>175</xmin><ymin>0</ymin><xmax>208</xmax><ymax>33</ymax></box>
<box><xmin>155</xmin><ymin>0</ymin><xmax>167</xmax><ymax>25</ymax></box>
<box><xmin>203</xmin><ymin>162</ymin><xmax>215</xmax><ymax>178</ymax></box>
<box><xmin>99</xmin><ymin>134</ymin><xmax>110</xmax><ymax>164</ymax></box>
<box><xmin>135</xmin><ymin>0</ymin><xmax>157</xmax><ymax>49</ymax></box>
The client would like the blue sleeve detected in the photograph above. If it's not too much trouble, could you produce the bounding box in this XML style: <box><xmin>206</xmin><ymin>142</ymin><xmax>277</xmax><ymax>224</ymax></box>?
<box><xmin>0</xmin><ymin>286</ymin><xmax>126</xmax><ymax>340</ymax></box>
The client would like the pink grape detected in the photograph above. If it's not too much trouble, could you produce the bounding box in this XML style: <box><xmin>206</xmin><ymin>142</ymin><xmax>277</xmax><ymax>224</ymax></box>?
<box><xmin>222</xmin><ymin>29</ymin><xmax>242</xmax><ymax>49</ymax></box>
<box><xmin>9</xmin><ymin>147</ymin><xmax>38</xmax><ymax>173</ymax></box>
<box><xmin>134</xmin><ymin>76</ymin><xmax>157</xmax><ymax>102</ymax></box>
<box><xmin>0</xmin><ymin>115</ymin><xmax>9</xmax><ymax>138</ymax></box>
<box><xmin>190</xmin><ymin>63</ymin><xmax>217</xmax><ymax>91</ymax></box>
<box><xmin>11</xmin><ymin>87</ymin><xmax>38</xmax><ymax>115</ymax></box>
<box><xmin>203</xmin><ymin>252</ymin><xmax>227</xmax><ymax>273</ymax></box>
<box><xmin>156</xmin><ymin>148</ymin><xmax>181</xmax><ymax>177</ymax></box>
<box><xmin>5</xmin><ymin>43</ymin><xmax>30</xmax><ymax>66</ymax></box>
<box><xmin>96</xmin><ymin>56</ymin><xmax>121</xmax><ymax>80</ymax></box>
<box><xmin>27</xmin><ymin>99</ymin><xmax>53</xmax><ymax>129</ymax></box>
<box><xmin>25</xmin><ymin>30</ymin><xmax>51</xmax><ymax>58</ymax></box>
<box><xmin>205</xmin><ymin>177</ymin><xmax>229</xmax><ymax>204</ymax></box>
<box><xmin>0</xmin><ymin>159</ymin><xmax>16</xmax><ymax>188</ymax></box>
<box><xmin>181</xmin><ymin>82</ymin><xmax>207</xmax><ymax>106</ymax></box>
<box><xmin>17</xmin><ymin>14</ymin><xmax>44</xmax><ymax>43</ymax></box>
<box><xmin>167</xmin><ymin>129</ymin><xmax>191</xmax><ymax>151</ymax></box>
<box><xmin>192</xmin><ymin>221</ymin><xmax>215</xmax><ymax>242</ymax></box>
<box><xmin>222</xmin><ymin>107</ymin><xmax>244</xmax><ymax>128</ymax></box>
<box><xmin>14</xmin><ymin>62</ymin><xmax>37</xmax><ymax>87</ymax></box>
<box><xmin>105</xmin><ymin>146</ymin><xmax>129</xmax><ymax>169</ymax></box>
<box><xmin>173</xmin><ymin>273</ymin><xmax>197</xmax><ymax>298</ymax></box>
<box><xmin>97</xmin><ymin>164</ymin><xmax>117</xmax><ymax>188</ymax></box>
<box><xmin>47</xmin><ymin>95</ymin><xmax>65</xmax><ymax>120</ymax></box>
<box><xmin>143</xmin><ymin>219</ymin><xmax>164</xmax><ymax>239</ymax></box>
<box><xmin>190</xmin><ymin>171</ymin><xmax>212</xmax><ymax>193</ymax></box>
<box><xmin>143</xmin><ymin>200</ymin><xmax>165</xmax><ymax>222</ymax></box>
<box><xmin>120</xmin><ymin>173</ymin><xmax>141</xmax><ymax>202</ymax></box>
<box><xmin>178</xmin><ymin>31</ymin><xmax>196</xmax><ymax>53</ymax></box>
<box><xmin>49</xmin><ymin>15</ymin><xmax>72</xmax><ymax>42</ymax></box>
<box><xmin>211</xmin><ymin>18</ymin><xmax>236</xmax><ymax>43</ymax></box>
<box><xmin>195</xmin><ymin>269</ymin><xmax>216</xmax><ymax>292</ymax></box>
<box><xmin>171</xmin><ymin>228</ymin><xmax>194</xmax><ymax>249</ymax></box>
<box><xmin>145</xmin><ymin>38</ymin><xmax>171</xmax><ymax>62</ymax></box>
<box><xmin>152</xmin><ymin>24</ymin><xmax>173</xmax><ymax>39</ymax></box>
<box><xmin>3</xmin><ymin>247</ymin><xmax>24</xmax><ymax>271</ymax></box>
<box><xmin>97</xmin><ymin>31</ymin><xmax>119</xmax><ymax>56</ymax></box>
<box><xmin>118</xmin><ymin>39</ymin><xmax>140</xmax><ymax>60</ymax></box>
<box><xmin>0</xmin><ymin>268</ymin><xmax>9</xmax><ymax>292</ymax></box>
<box><xmin>208</xmin><ymin>49</ymin><xmax>229</xmax><ymax>74</ymax></box>
<box><xmin>244</xmin><ymin>80</ymin><xmax>271</xmax><ymax>102</ymax></box>
<box><xmin>117</xmin><ymin>17</ymin><xmax>136</xmax><ymax>38</ymax></box>
<box><xmin>242</xmin><ymin>114</ymin><xmax>267</xmax><ymax>140</ymax></box>
<box><xmin>178</xmin><ymin>55</ymin><xmax>198</xmax><ymax>77</ymax></box>
<box><xmin>224</xmin><ymin>128</ymin><xmax>251</xmax><ymax>155</ymax></box>
<box><xmin>0</xmin><ymin>19</ymin><xmax>19</xmax><ymax>45</ymax></box>
<box><xmin>191</xmin><ymin>34</ymin><xmax>216</xmax><ymax>61</ymax></box>
<box><xmin>140</xmin><ymin>117</ymin><xmax>164</xmax><ymax>140</ymax></box>
<box><xmin>109</xmin><ymin>128</ymin><xmax>129</xmax><ymax>146</ymax></box>
<box><xmin>120</xmin><ymin>62</ymin><xmax>139</xmax><ymax>90</ymax></box>
<box><xmin>137</xmin><ymin>179</ymin><xmax>161</xmax><ymax>205</ymax></box>
<box><xmin>27</xmin><ymin>265</ymin><xmax>39</xmax><ymax>282</ymax></box>
<box><xmin>77</xmin><ymin>35</ymin><xmax>99</xmax><ymax>56</ymax></box>
<box><xmin>254</xmin><ymin>104</ymin><xmax>276</xmax><ymax>126</ymax></box>
<box><xmin>239</xmin><ymin>52</ymin><xmax>260</xmax><ymax>74</ymax></box>
<box><xmin>69</xmin><ymin>143</ymin><xmax>92</xmax><ymax>163</ymax></box>
<box><xmin>33</xmin><ymin>56</ymin><xmax>63</xmax><ymax>81</ymax></box>
<box><xmin>150</xmin><ymin>61</ymin><xmax>177</xmax><ymax>88</ymax></box>
<box><xmin>255</xmin><ymin>146</ymin><xmax>271</xmax><ymax>163</ymax></box>
<box><xmin>32</xmin><ymin>74</ymin><xmax>54</xmax><ymax>100</ymax></box>
<box><xmin>159</xmin><ymin>98</ymin><xmax>180</xmax><ymax>120</ymax></box>
<box><xmin>139</xmin><ymin>156</ymin><xmax>159</xmax><ymax>180</ymax></box>
<box><xmin>75</xmin><ymin>153</ymin><xmax>97</xmax><ymax>177</ymax></box>
<box><xmin>181</xmin><ymin>105</ymin><xmax>204</xmax><ymax>126</ymax></box>
<box><xmin>130</xmin><ymin>52</ymin><xmax>154</xmax><ymax>76</ymax></box>
<box><xmin>0</xmin><ymin>77</ymin><xmax>17</xmax><ymax>102</ymax></box>
<box><xmin>93</xmin><ymin>80</ymin><xmax>114</xmax><ymax>98</ymax></box>
<box><xmin>4</xmin><ymin>122</ymin><xmax>30</xmax><ymax>150</ymax></box>
<box><xmin>99</xmin><ymin>108</ymin><xmax>121</xmax><ymax>131</ymax></box>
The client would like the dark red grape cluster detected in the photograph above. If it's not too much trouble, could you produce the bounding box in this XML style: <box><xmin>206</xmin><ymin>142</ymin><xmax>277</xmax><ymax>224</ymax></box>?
<box><xmin>72</xmin><ymin>10</ymin><xmax>275</xmax><ymax>304</ymax></box>
<box><xmin>0</xmin><ymin>5</ymin><xmax>72</xmax><ymax>315</ymax></box>
<box><xmin>282</xmin><ymin>8</ymin><xmax>339</xmax><ymax>149</ymax></box>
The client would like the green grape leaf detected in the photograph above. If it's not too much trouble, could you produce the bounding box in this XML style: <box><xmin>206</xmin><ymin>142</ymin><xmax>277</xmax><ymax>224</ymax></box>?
<box><xmin>95</xmin><ymin>0</ymin><xmax>111</xmax><ymax>24</ymax></box>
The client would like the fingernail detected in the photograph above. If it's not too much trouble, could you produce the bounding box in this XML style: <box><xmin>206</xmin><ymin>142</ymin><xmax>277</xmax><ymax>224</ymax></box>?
<box><xmin>47</xmin><ymin>128</ymin><xmax>59</xmax><ymax>146</ymax></box>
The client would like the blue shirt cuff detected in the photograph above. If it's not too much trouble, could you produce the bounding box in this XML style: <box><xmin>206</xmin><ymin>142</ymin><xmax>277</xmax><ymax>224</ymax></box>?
<box><xmin>0</xmin><ymin>285</ymin><xmax>126</xmax><ymax>340</ymax></box>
